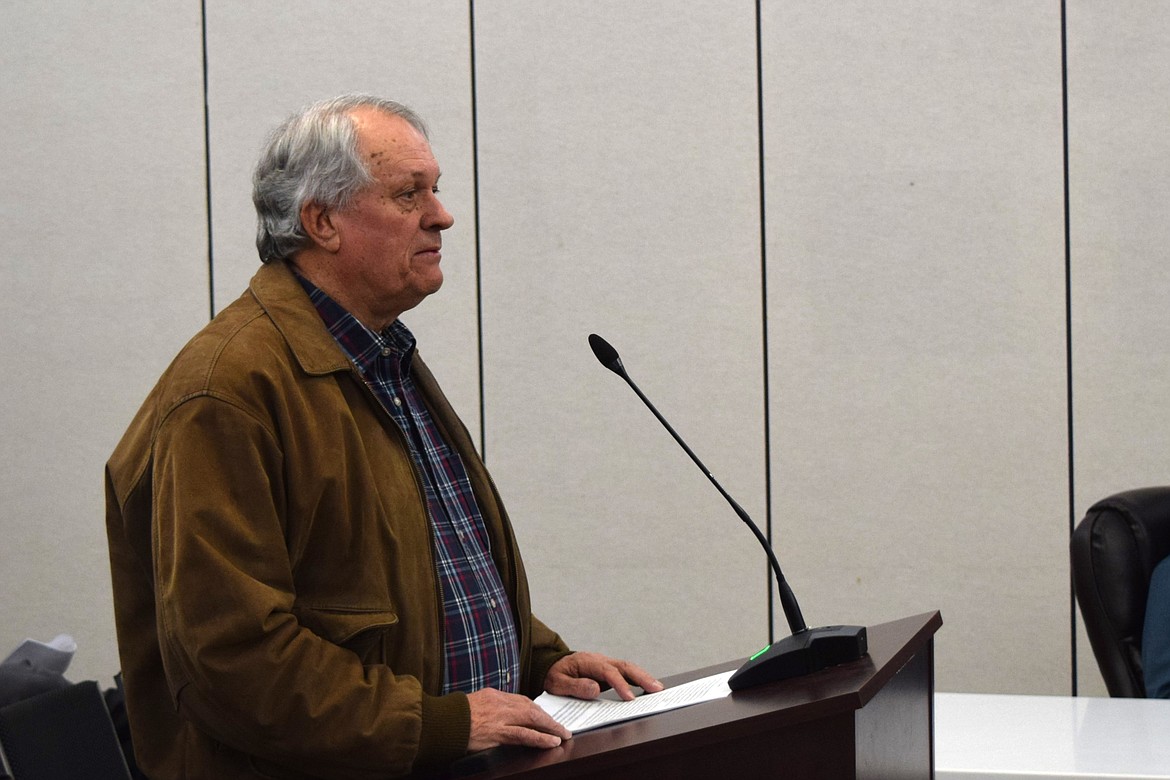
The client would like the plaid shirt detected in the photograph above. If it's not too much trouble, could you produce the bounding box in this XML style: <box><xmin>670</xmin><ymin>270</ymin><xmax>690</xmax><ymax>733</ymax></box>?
<box><xmin>299</xmin><ymin>277</ymin><xmax>521</xmax><ymax>695</ymax></box>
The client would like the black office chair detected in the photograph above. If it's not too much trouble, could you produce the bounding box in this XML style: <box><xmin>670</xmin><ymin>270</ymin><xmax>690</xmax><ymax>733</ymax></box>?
<box><xmin>0</xmin><ymin>680</ymin><xmax>131</xmax><ymax>779</ymax></box>
<box><xmin>1071</xmin><ymin>486</ymin><xmax>1170</xmax><ymax>697</ymax></box>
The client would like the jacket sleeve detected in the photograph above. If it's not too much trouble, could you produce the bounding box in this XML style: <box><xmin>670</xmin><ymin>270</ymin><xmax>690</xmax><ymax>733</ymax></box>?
<box><xmin>523</xmin><ymin>616</ymin><xmax>573</xmax><ymax>698</ymax></box>
<box><xmin>150</xmin><ymin>396</ymin><xmax>466</xmax><ymax>778</ymax></box>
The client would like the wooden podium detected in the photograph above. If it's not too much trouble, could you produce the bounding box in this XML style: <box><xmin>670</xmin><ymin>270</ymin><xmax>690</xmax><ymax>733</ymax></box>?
<box><xmin>441</xmin><ymin>611</ymin><xmax>942</xmax><ymax>779</ymax></box>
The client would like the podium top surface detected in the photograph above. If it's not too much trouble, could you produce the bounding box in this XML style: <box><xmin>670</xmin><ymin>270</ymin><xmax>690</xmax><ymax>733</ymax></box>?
<box><xmin>441</xmin><ymin>610</ymin><xmax>942</xmax><ymax>779</ymax></box>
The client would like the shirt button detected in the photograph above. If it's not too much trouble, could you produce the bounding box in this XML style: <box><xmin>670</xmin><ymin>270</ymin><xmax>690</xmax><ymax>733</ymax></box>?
<box><xmin>381</xmin><ymin>347</ymin><xmax>391</xmax><ymax>357</ymax></box>
<box><xmin>393</xmin><ymin>397</ymin><xmax>402</xmax><ymax>407</ymax></box>
<box><xmin>506</xmin><ymin>671</ymin><xmax>512</xmax><ymax>684</ymax></box>
<box><xmin>490</xmin><ymin>598</ymin><xmax>498</xmax><ymax>609</ymax></box>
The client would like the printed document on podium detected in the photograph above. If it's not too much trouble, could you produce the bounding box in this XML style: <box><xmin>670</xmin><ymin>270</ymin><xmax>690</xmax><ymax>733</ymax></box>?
<box><xmin>535</xmin><ymin>670</ymin><xmax>733</xmax><ymax>734</ymax></box>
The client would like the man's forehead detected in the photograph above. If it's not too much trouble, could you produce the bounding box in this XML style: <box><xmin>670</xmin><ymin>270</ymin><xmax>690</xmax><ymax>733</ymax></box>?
<box><xmin>351</xmin><ymin>108</ymin><xmax>426</xmax><ymax>147</ymax></box>
<box><xmin>351</xmin><ymin>110</ymin><xmax>438</xmax><ymax>177</ymax></box>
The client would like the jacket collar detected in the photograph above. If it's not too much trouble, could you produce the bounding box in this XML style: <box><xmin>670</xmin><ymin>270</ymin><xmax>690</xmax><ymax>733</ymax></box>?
<box><xmin>247</xmin><ymin>260</ymin><xmax>354</xmax><ymax>376</ymax></box>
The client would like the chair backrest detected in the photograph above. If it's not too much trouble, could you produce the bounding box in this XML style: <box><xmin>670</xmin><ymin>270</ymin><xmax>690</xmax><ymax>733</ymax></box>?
<box><xmin>0</xmin><ymin>680</ymin><xmax>131</xmax><ymax>780</ymax></box>
<box><xmin>1071</xmin><ymin>486</ymin><xmax>1170</xmax><ymax>697</ymax></box>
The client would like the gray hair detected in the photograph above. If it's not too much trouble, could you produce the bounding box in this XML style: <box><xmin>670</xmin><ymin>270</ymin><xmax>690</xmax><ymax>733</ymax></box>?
<box><xmin>252</xmin><ymin>94</ymin><xmax>429</xmax><ymax>263</ymax></box>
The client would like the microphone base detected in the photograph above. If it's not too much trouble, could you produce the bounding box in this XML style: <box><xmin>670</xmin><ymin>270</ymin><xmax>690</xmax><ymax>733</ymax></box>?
<box><xmin>728</xmin><ymin>625</ymin><xmax>869</xmax><ymax>691</ymax></box>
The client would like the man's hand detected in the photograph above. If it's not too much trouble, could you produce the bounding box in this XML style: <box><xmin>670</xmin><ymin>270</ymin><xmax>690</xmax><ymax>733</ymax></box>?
<box><xmin>466</xmin><ymin>688</ymin><xmax>572</xmax><ymax>752</ymax></box>
<box><xmin>544</xmin><ymin>652</ymin><xmax>664</xmax><ymax>702</ymax></box>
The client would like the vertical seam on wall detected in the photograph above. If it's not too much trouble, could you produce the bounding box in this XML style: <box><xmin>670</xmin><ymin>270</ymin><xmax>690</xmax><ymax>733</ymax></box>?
<box><xmin>200</xmin><ymin>0</ymin><xmax>215</xmax><ymax>321</ymax></box>
<box><xmin>469</xmin><ymin>0</ymin><xmax>487</xmax><ymax>458</ymax></box>
<box><xmin>1060</xmin><ymin>0</ymin><xmax>1078</xmax><ymax>697</ymax></box>
<box><xmin>755</xmin><ymin>0</ymin><xmax>776</xmax><ymax>645</ymax></box>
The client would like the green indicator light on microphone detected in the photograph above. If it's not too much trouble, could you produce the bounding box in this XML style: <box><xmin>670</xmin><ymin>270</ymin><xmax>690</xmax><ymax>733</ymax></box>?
<box><xmin>749</xmin><ymin>644</ymin><xmax>771</xmax><ymax>661</ymax></box>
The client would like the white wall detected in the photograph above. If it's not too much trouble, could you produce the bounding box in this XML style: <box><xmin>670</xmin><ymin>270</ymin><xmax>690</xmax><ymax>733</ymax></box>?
<box><xmin>763</xmin><ymin>2</ymin><xmax>1069</xmax><ymax>694</ymax></box>
<box><xmin>0</xmin><ymin>2</ymin><xmax>208</xmax><ymax>691</ymax></box>
<box><xmin>472</xmin><ymin>0</ymin><xmax>767</xmax><ymax>677</ymax></box>
<box><xmin>1068</xmin><ymin>0</ymin><xmax>1170</xmax><ymax>696</ymax></box>
<box><xmin>1</xmin><ymin>1</ymin><xmax>1164</xmax><ymax>698</ymax></box>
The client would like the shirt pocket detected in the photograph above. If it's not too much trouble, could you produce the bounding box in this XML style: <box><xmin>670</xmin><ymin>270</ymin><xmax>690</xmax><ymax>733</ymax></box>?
<box><xmin>294</xmin><ymin>605</ymin><xmax>399</xmax><ymax>665</ymax></box>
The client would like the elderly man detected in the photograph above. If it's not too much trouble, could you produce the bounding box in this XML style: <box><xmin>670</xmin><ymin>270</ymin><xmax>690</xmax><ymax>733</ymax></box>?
<box><xmin>105</xmin><ymin>94</ymin><xmax>660</xmax><ymax>779</ymax></box>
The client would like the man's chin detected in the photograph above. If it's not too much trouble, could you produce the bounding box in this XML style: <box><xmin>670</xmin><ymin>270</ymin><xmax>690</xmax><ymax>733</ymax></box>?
<box><xmin>401</xmin><ymin>276</ymin><xmax>443</xmax><ymax>314</ymax></box>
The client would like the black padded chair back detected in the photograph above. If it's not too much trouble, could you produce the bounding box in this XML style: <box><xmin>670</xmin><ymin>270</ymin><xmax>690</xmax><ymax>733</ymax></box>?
<box><xmin>0</xmin><ymin>680</ymin><xmax>131</xmax><ymax>780</ymax></box>
<box><xmin>1071</xmin><ymin>486</ymin><xmax>1170</xmax><ymax>697</ymax></box>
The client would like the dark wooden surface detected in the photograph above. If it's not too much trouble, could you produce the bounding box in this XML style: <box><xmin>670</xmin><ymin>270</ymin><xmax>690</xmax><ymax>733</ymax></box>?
<box><xmin>437</xmin><ymin>611</ymin><xmax>943</xmax><ymax>779</ymax></box>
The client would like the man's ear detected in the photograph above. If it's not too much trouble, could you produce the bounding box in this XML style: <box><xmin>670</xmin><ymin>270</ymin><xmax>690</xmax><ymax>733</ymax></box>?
<box><xmin>300</xmin><ymin>201</ymin><xmax>342</xmax><ymax>252</ymax></box>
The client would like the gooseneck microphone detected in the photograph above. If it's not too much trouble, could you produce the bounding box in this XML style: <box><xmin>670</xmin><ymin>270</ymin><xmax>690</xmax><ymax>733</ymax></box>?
<box><xmin>588</xmin><ymin>333</ymin><xmax>867</xmax><ymax>691</ymax></box>
<box><xmin>588</xmin><ymin>335</ymin><xmax>808</xmax><ymax>634</ymax></box>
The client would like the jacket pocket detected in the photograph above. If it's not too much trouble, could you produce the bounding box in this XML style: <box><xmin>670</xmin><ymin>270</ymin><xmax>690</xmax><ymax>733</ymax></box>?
<box><xmin>295</xmin><ymin>605</ymin><xmax>399</xmax><ymax>665</ymax></box>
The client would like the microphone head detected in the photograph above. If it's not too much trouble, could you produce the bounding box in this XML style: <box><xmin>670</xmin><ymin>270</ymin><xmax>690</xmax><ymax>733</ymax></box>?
<box><xmin>588</xmin><ymin>334</ymin><xmax>625</xmax><ymax>376</ymax></box>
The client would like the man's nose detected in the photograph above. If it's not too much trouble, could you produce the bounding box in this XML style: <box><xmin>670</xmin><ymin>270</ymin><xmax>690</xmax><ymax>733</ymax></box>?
<box><xmin>426</xmin><ymin>194</ymin><xmax>455</xmax><ymax>230</ymax></box>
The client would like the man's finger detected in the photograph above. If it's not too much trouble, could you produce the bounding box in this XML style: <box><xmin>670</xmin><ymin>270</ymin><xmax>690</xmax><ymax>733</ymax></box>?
<box><xmin>501</xmin><ymin>724</ymin><xmax>565</xmax><ymax>749</ymax></box>
<box><xmin>602</xmin><ymin>667</ymin><xmax>637</xmax><ymax>701</ymax></box>
<box><xmin>617</xmin><ymin>660</ymin><xmax>664</xmax><ymax>693</ymax></box>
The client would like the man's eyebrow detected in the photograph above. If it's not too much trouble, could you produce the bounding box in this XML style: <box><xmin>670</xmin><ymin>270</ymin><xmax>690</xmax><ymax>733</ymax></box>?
<box><xmin>404</xmin><ymin>170</ymin><xmax>441</xmax><ymax>182</ymax></box>
<box><xmin>383</xmin><ymin>168</ymin><xmax>441</xmax><ymax>188</ymax></box>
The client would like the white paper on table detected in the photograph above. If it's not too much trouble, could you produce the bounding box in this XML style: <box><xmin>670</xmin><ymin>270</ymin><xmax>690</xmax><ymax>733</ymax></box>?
<box><xmin>535</xmin><ymin>670</ymin><xmax>734</xmax><ymax>734</ymax></box>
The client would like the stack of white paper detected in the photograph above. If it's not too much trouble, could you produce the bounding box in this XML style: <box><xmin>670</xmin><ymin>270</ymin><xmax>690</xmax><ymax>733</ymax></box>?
<box><xmin>535</xmin><ymin>670</ymin><xmax>734</xmax><ymax>734</ymax></box>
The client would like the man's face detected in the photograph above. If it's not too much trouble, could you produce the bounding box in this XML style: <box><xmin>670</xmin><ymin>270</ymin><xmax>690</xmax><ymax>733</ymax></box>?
<box><xmin>327</xmin><ymin>108</ymin><xmax>454</xmax><ymax>326</ymax></box>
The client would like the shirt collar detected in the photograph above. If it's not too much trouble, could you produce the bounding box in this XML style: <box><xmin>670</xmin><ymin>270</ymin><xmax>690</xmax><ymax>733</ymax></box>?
<box><xmin>294</xmin><ymin>273</ymin><xmax>416</xmax><ymax>376</ymax></box>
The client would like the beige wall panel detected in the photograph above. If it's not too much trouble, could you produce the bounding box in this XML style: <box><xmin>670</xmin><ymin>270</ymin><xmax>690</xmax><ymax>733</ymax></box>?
<box><xmin>0</xmin><ymin>4</ymin><xmax>208</xmax><ymax>683</ymax></box>
<box><xmin>1067</xmin><ymin>0</ymin><xmax>1170</xmax><ymax>697</ymax></box>
<box><xmin>763</xmin><ymin>2</ymin><xmax>1069</xmax><ymax>693</ymax></box>
<box><xmin>474</xmin><ymin>2</ymin><xmax>768</xmax><ymax>678</ymax></box>
<box><xmin>204</xmin><ymin>1</ymin><xmax>481</xmax><ymax>430</ymax></box>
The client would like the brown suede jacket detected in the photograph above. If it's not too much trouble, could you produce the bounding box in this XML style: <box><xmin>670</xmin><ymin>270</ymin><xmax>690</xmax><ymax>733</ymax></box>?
<box><xmin>105</xmin><ymin>261</ymin><xmax>570</xmax><ymax>779</ymax></box>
